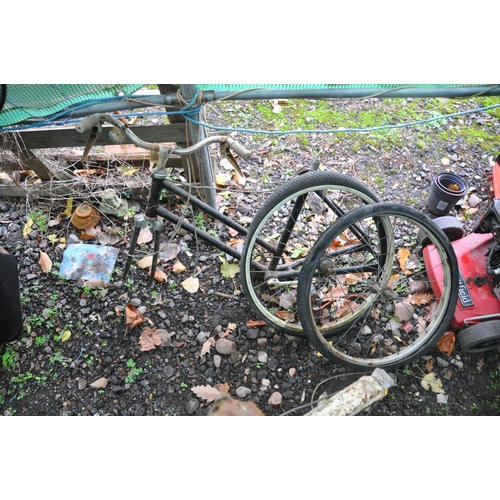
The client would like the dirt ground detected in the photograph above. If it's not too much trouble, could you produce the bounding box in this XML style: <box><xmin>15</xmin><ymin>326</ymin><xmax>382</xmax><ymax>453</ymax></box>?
<box><xmin>1</xmin><ymin>94</ymin><xmax>500</xmax><ymax>416</ymax></box>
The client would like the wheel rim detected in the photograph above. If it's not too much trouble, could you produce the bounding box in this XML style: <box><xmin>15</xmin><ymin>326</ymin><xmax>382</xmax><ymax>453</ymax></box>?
<box><xmin>241</xmin><ymin>176</ymin><xmax>391</xmax><ymax>335</ymax></box>
<box><xmin>297</xmin><ymin>203</ymin><xmax>459</xmax><ymax>369</ymax></box>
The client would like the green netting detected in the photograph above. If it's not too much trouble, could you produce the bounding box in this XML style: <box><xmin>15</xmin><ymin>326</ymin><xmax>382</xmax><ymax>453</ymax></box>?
<box><xmin>0</xmin><ymin>84</ymin><xmax>144</xmax><ymax>127</ymax></box>
<box><xmin>197</xmin><ymin>84</ymin><xmax>479</xmax><ymax>91</ymax></box>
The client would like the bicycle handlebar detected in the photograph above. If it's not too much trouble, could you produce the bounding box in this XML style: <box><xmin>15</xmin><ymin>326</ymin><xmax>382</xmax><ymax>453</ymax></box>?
<box><xmin>75</xmin><ymin>113</ymin><xmax>252</xmax><ymax>159</ymax></box>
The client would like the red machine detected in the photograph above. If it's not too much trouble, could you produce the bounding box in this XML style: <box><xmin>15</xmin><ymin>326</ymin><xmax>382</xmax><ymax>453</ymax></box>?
<box><xmin>424</xmin><ymin>155</ymin><xmax>500</xmax><ymax>352</ymax></box>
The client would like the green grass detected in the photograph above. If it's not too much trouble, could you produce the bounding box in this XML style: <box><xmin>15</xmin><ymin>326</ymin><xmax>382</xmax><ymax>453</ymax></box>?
<box><xmin>215</xmin><ymin>95</ymin><xmax>500</xmax><ymax>155</ymax></box>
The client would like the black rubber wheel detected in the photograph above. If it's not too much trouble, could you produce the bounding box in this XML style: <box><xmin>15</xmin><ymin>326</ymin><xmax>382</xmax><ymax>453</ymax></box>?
<box><xmin>240</xmin><ymin>170</ymin><xmax>390</xmax><ymax>337</ymax></box>
<box><xmin>457</xmin><ymin>321</ymin><xmax>500</xmax><ymax>353</ymax></box>
<box><xmin>297</xmin><ymin>202</ymin><xmax>459</xmax><ymax>370</ymax></box>
<box><xmin>419</xmin><ymin>216</ymin><xmax>464</xmax><ymax>246</ymax></box>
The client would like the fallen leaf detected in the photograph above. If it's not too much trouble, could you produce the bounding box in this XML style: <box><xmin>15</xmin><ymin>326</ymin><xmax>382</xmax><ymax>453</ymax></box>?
<box><xmin>233</xmin><ymin>170</ymin><xmax>246</xmax><ymax>186</ymax></box>
<box><xmin>23</xmin><ymin>219</ymin><xmax>34</xmax><ymax>237</ymax></box>
<box><xmin>214</xmin><ymin>382</ymin><xmax>230</xmax><ymax>395</ymax></box>
<box><xmin>125</xmin><ymin>303</ymin><xmax>147</xmax><ymax>333</ymax></box>
<box><xmin>219</xmin><ymin>256</ymin><xmax>239</xmax><ymax>278</ymax></box>
<box><xmin>139</xmin><ymin>327</ymin><xmax>162</xmax><ymax>351</ymax></box>
<box><xmin>137</xmin><ymin>227</ymin><xmax>153</xmax><ymax>245</ymax></box>
<box><xmin>149</xmin><ymin>268</ymin><xmax>168</xmax><ymax>283</ymax></box>
<box><xmin>279</xmin><ymin>290</ymin><xmax>296</xmax><ymax>309</ymax></box>
<box><xmin>275</xmin><ymin>310</ymin><xmax>295</xmax><ymax>322</ymax></box>
<box><xmin>191</xmin><ymin>384</ymin><xmax>222</xmax><ymax>402</ymax></box>
<box><xmin>159</xmin><ymin>242</ymin><xmax>180</xmax><ymax>261</ymax></box>
<box><xmin>61</xmin><ymin>330</ymin><xmax>71</xmax><ymax>342</ymax></box>
<box><xmin>39</xmin><ymin>251</ymin><xmax>52</xmax><ymax>272</ymax></box>
<box><xmin>246</xmin><ymin>320</ymin><xmax>267</xmax><ymax>327</ymax></box>
<box><xmin>421</xmin><ymin>372</ymin><xmax>445</xmax><ymax>393</ymax></box>
<box><xmin>172</xmin><ymin>260</ymin><xmax>186</xmax><ymax>273</ymax></box>
<box><xmin>61</xmin><ymin>197</ymin><xmax>73</xmax><ymax>217</ymax></box>
<box><xmin>137</xmin><ymin>255</ymin><xmax>154</xmax><ymax>268</ymax></box>
<box><xmin>397</xmin><ymin>248</ymin><xmax>410</xmax><ymax>270</ymax></box>
<box><xmin>181</xmin><ymin>276</ymin><xmax>199</xmax><ymax>293</ymax></box>
<box><xmin>215</xmin><ymin>172</ymin><xmax>232</xmax><ymax>186</ymax></box>
<box><xmin>436</xmin><ymin>330</ymin><xmax>455</xmax><ymax>356</ymax></box>
<box><xmin>425</xmin><ymin>358</ymin><xmax>434</xmax><ymax>372</ymax></box>
<box><xmin>271</xmin><ymin>100</ymin><xmax>282</xmax><ymax>113</ymax></box>
<box><xmin>201</xmin><ymin>337</ymin><xmax>216</xmax><ymax>356</ymax></box>
<box><xmin>48</xmin><ymin>218</ymin><xmax>61</xmax><ymax>228</ymax></box>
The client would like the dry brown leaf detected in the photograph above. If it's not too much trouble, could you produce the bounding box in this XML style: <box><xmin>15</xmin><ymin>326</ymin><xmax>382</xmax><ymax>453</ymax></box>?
<box><xmin>397</xmin><ymin>248</ymin><xmax>411</xmax><ymax>270</ymax></box>
<box><xmin>423</xmin><ymin>300</ymin><xmax>439</xmax><ymax>323</ymax></box>
<box><xmin>159</xmin><ymin>242</ymin><xmax>180</xmax><ymax>261</ymax></box>
<box><xmin>39</xmin><ymin>251</ymin><xmax>52</xmax><ymax>272</ymax></box>
<box><xmin>137</xmin><ymin>255</ymin><xmax>153</xmax><ymax>269</ymax></box>
<box><xmin>275</xmin><ymin>310</ymin><xmax>295</xmax><ymax>322</ymax></box>
<box><xmin>436</xmin><ymin>330</ymin><xmax>456</xmax><ymax>356</ymax></box>
<box><xmin>172</xmin><ymin>260</ymin><xmax>186</xmax><ymax>273</ymax></box>
<box><xmin>181</xmin><ymin>276</ymin><xmax>199</xmax><ymax>293</ymax></box>
<box><xmin>233</xmin><ymin>170</ymin><xmax>246</xmax><ymax>186</ymax></box>
<box><xmin>137</xmin><ymin>227</ymin><xmax>153</xmax><ymax>245</ymax></box>
<box><xmin>214</xmin><ymin>382</ymin><xmax>230</xmax><ymax>395</ymax></box>
<box><xmin>406</xmin><ymin>292</ymin><xmax>434</xmax><ymax>306</ymax></box>
<box><xmin>191</xmin><ymin>384</ymin><xmax>222</xmax><ymax>402</ymax></box>
<box><xmin>246</xmin><ymin>320</ymin><xmax>267</xmax><ymax>327</ymax></box>
<box><xmin>466</xmin><ymin>207</ymin><xmax>479</xmax><ymax>216</ymax></box>
<box><xmin>148</xmin><ymin>268</ymin><xmax>168</xmax><ymax>283</ymax></box>
<box><xmin>425</xmin><ymin>358</ymin><xmax>434</xmax><ymax>372</ymax></box>
<box><xmin>200</xmin><ymin>337</ymin><xmax>216</xmax><ymax>356</ymax></box>
<box><xmin>139</xmin><ymin>327</ymin><xmax>162</xmax><ymax>351</ymax></box>
<box><xmin>125</xmin><ymin>303</ymin><xmax>147</xmax><ymax>333</ymax></box>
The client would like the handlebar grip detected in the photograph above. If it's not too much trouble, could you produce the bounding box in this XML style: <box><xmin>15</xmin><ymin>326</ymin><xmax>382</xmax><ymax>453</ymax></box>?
<box><xmin>228</xmin><ymin>140</ymin><xmax>252</xmax><ymax>160</ymax></box>
<box><xmin>76</xmin><ymin>114</ymin><xmax>100</xmax><ymax>134</ymax></box>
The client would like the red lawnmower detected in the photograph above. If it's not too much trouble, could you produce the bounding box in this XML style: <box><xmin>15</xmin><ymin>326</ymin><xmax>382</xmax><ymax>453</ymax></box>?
<box><xmin>425</xmin><ymin>154</ymin><xmax>500</xmax><ymax>353</ymax></box>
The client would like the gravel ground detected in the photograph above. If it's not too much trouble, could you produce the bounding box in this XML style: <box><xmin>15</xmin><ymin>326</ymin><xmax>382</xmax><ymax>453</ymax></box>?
<box><xmin>1</xmin><ymin>94</ymin><xmax>500</xmax><ymax>416</ymax></box>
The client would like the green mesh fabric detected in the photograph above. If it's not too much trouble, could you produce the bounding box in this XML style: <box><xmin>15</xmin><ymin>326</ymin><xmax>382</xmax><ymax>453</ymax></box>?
<box><xmin>197</xmin><ymin>84</ymin><xmax>480</xmax><ymax>91</ymax></box>
<box><xmin>0</xmin><ymin>84</ymin><xmax>144</xmax><ymax>127</ymax></box>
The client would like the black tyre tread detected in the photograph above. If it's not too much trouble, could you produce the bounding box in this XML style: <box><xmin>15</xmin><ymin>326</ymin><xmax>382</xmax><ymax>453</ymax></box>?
<box><xmin>240</xmin><ymin>170</ymin><xmax>381</xmax><ymax>336</ymax></box>
<box><xmin>457</xmin><ymin>321</ymin><xmax>500</xmax><ymax>353</ymax></box>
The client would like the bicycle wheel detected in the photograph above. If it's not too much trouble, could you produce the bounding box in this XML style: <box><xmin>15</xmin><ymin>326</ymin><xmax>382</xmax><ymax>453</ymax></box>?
<box><xmin>240</xmin><ymin>170</ymin><xmax>390</xmax><ymax>337</ymax></box>
<box><xmin>457</xmin><ymin>321</ymin><xmax>500</xmax><ymax>353</ymax></box>
<box><xmin>297</xmin><ymin>203</ymin><xmax>459</xmax><ymax>370</ymax></box>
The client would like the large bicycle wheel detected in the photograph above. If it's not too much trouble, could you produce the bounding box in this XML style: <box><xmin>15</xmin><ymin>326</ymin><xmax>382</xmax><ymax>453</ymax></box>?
<box><xmin>240</xmin><ymin>170</ymin><xmax>390</xmax><ymax>337</ymax></box>
<box><xmin>296</xmin><ymin>203</ymin><xmax>459</xmax><ymax>370</ymax></box>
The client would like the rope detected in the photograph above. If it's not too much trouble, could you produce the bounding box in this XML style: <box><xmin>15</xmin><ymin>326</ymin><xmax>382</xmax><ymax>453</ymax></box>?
<box><xmin>2</xmin><ymin>90</ymin><xmax>499</xmax><ymax>136</ymax></box>
<box><xmin>185</xmin><ymin>102</ymin><xmax>500</xmax><ymax>136</ymax></box>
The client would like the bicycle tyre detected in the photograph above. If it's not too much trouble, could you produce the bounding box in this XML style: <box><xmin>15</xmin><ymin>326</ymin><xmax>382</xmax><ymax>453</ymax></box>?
<box><xmin>457</xmin><ymin>321</ymin><xmax>500</xmax><ymax>353</ymax></box>
<box><xmin>240</xmin><ymin>170</ymin><xmax>389</xmax><ymax>337</ymax></box>
<box><xmin>297</xmin><ymin>202</ymin><xmax>459</xmax><ymax>370</ymax></box>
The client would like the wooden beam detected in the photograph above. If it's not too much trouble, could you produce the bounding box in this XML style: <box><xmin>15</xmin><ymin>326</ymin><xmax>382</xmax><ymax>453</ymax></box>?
<box><xmin>7</xmin><ymin>123</ymin><xmax>188</xmax><ymax>150</ymax></box>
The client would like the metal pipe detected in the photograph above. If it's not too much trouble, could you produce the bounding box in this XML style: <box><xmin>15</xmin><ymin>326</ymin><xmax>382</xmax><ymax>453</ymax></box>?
<box><xmin>180</xmin><ymin>84</ymin><xmax>217</xmax><ymax>209</ymax></box>
<box><xmin>200</xmin><ymin>85</ymin><xmax>500</xmax><ymax>101</ymax></box>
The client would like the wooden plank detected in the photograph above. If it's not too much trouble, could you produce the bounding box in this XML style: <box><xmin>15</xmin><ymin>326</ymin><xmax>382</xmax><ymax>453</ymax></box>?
<box><xmin>0</xmin><ymin>177</ymin><xmax>151</xmax><ymax>199</ymax></box>
<box><xmin>8</xmin><ymin>123</ymin><xmax>188</xmax><ymax>150</ymax></box>
<box><xmin>17</xmin><ymin>149</ymin><xmax>52</xmax><ymax>181</ymax></box>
